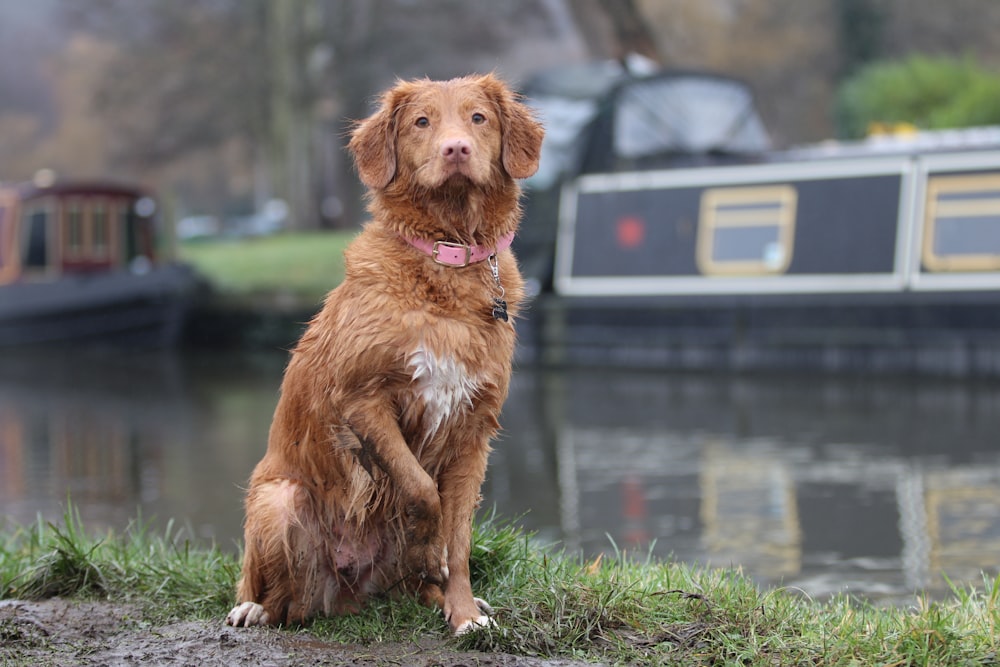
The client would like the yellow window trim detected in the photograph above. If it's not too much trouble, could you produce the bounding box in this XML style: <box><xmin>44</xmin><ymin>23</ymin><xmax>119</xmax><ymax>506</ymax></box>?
<box><xmin>697</xmin><ymin>185</ymin><xmax>797</xmax><ymax>276</ymax></box>
<box><xmin>923</xmin><ymin>173</ymin><xmax>1000</xmax><ymax>272</ymax></box>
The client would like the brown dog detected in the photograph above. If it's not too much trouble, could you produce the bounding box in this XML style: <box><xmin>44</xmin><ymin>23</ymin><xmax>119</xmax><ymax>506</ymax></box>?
<box><xmin>225</xmin><ymin>74</ymin><xmax>543</xmax><ymax>635</ymax></box>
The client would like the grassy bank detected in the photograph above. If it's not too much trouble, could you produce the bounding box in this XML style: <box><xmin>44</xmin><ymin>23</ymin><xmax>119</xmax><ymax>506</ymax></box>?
<box><xmin>178</xmin><ymin>231</ymin><xmax>357</xmax><ymax>303</ymax></box>
<box><xmin>2</xmin><ymin>510</ymin><xmax>997</xmax><ymax>666</ymax></box>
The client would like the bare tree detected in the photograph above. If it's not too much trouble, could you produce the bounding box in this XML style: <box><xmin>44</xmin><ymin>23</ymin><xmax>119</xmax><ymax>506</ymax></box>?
<box><xmin>561</xmin><ymin>0</ymin><xmax>662</xmax><ymax>64</ymax></box>
<box><xmin>636</xmin><ymin>0</ymin><xmax>839</xmax><ymax>145</ymax></box>
<box><xmin>51</xmin><ymin>1</ymin><xmax>596</xmax><ymax>226</ymax></box>
<box><xmin>27</xmin><ymin>0</ymin><xmax>1000</xmax><ymax>212</ymax></box>
<box><xmin>595</xmin><ymin>0</ymin><xmax>663</xmax><ymax>63</ymax></box>
<box><xmin>881</xmin><ymin>0</ymin><xmax>1000</xmax><ymax>66</ymax></box>
<box><xmin>60</xmin><ymin>1</ymin><xmax>267</xmax><ymax>165</ymax></box>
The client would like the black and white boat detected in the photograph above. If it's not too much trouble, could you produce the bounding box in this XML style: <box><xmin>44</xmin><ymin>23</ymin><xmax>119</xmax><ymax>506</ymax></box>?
<box><xmin>520</xmin><ymin>66</ymin><xmax>1000</xmax><ymax>376</ymax></box>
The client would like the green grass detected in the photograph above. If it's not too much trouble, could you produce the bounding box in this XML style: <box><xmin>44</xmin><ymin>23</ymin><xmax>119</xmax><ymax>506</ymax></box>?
<box><xmin>2</xmin><ymin>508</ymin><xmax>998</xmax><ymax>666</ymax></box>
<box><xmin>0</xmin><ymin>509</ymin><xmax>237</xmax><ymax>623</ymax></box>
<box><xmin>178</xmin><ymin>231</ymin><xmax>357</xmax><ymax>304</ymax></box>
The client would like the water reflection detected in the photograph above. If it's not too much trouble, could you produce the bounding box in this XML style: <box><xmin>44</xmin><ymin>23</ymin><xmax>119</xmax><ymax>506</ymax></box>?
<box><xmin>1</xmin><ymin>349</ymin><xmax>999</xmax><ymax>601</ymax></box>
<box><xmin>0</xmin><ymin>348</ymin><xmax>279</xmax><ymax>545</ymax></box>
<box><xmin>486</xmin><ymin>368</ymin><xmax>1000</xmax><ymax>599</ymax></box>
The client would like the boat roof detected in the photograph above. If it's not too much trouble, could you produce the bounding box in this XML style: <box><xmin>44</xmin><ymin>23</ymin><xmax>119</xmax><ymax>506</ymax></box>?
<box><xmin>1</xmin><ymin>180</ymin><xmax>150</xmax><ymax>202</ymax></box>
<box><xmin>522</xmin><ymin>64</ymin><xmax>772</xmax><ymax>187</ymax></box>
<box><xmin>779</xmin><ymin>126</ymin><xmax>1000</xmax><ymax>162</ymax></box>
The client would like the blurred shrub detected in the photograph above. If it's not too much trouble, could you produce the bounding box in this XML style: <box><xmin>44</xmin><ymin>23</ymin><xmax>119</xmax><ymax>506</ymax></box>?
<box><xmin>835</xmin><ymin>55</ymin><xmax>1000</xmax><ymax>138</ymax></box>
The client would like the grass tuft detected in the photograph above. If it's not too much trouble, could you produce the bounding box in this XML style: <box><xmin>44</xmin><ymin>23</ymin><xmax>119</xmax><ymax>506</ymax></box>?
<box><xmin>5</xmin><ymin>507</ymin><xmax>110</xmax><ymax>600</ymax></box>
<box><xmin>1</xmin><ymin>505</ymin><xmax>998</xmax><ymax>665</ymax></box>
<box><xmin>1</xmin><ymin>506</ymin><xmax>237</xmax><ymax>623</ymax></box>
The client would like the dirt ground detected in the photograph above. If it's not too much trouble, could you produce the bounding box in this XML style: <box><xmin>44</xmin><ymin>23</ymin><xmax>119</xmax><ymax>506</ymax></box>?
<box><xmin>0</xmin><ymin>599</ymin><xmax>601</xmax><ymax>667</ymax></box>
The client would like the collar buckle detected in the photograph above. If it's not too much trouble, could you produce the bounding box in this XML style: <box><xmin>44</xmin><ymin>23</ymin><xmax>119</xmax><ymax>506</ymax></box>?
<box><xmin>432</xmin><ymin>240</ymin><xmax>472</xmax><ymax>267</ymax></box>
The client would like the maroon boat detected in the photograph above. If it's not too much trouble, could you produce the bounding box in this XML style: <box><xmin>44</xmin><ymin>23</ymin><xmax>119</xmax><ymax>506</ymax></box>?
<box><xmin>0</xmin><ymin>180</ymin><xmax>196</xmax><ymax>346</ymax></box>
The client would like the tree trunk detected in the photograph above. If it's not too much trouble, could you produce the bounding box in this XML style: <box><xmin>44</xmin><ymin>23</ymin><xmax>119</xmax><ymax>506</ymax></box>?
<box><xmin>265</xmin><ymin>0</ymin><xmax>318</xmax><ymax>230</ymax></box>
<box><xmin>596</xmin><ymin>0</ymin><xmax>663</xmax><ymax>64</ymax></box>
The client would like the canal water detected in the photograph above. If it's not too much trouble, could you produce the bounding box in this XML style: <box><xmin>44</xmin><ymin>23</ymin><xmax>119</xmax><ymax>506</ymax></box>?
<box><xmin>1</xmin><ymin>346</ymin><xmax>998</xmax><ymax>603</ymax></box>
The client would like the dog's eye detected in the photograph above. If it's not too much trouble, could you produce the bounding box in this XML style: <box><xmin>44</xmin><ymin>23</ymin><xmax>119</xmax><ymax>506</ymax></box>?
<box><xmin>471</xmin><ymin>113</ymin><xmax>486</xmax><ymax>125</ymax></box>
<box><xmin>415</xmin><ymin>117</ymin><xmax>430</xmax><ymax>128</ymax></box>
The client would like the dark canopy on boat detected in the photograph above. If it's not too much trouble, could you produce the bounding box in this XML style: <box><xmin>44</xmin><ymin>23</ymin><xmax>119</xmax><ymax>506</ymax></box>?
<box><xmin>523</xmin><ymin>64</ymin><xmax>772</xmax><ymax>188</ymax></box>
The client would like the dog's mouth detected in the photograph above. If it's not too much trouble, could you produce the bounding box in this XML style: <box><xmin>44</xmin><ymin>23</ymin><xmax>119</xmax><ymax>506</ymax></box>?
<box><xmin>412</xmin><ymin>157</ymin><xmax>488</xmax><ymax>191</ymax></box>
<box><xmin>423</xmin><ymin>171</ymin><xmax>479</xmax><ymax>193</ymax></box>
<box><xmin>438</xmin><ymin>154</ymin><xmax>494</xmax><ymax>186</ymax></box>
<box><xmin>444</xmin><ymin>170</ymin><xmax>475</xmax><ymax>185</ymax></box>
<box><xmin>435</xmin><ymin>173</ymin><xmax>481</xmax><ymax>204</ymax></box>
<box><xmin>441</xmin><ymin>162</ymin><xmax>477</xmax><ymax>182</ymax></box>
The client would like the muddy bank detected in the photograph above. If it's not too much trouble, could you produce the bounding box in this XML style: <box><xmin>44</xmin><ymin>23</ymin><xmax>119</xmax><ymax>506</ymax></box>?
<box><xmin>0</xmin><ymin>599</ymin><xmax>599</xmax><ymax>667</ymax></box>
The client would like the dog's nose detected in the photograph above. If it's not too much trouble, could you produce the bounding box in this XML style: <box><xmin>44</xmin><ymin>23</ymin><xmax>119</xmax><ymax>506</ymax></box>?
<box><xmin>441</xmin><ymin>138</ymin><xmax>472</xmax><ymax>163</ymax></box>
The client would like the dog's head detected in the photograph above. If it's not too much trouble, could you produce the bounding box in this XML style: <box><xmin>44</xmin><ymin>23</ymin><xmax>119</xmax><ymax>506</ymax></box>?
<box><xmin>349</xmin><ymin>74</ymin><xmax>544</xmax><ymax>192</ymax></box>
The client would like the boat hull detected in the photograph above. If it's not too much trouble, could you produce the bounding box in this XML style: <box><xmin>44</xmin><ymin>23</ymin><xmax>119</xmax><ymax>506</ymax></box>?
<box><xmin>530</xmin><ymin>147</ymin><xmax>1000</xmax><ymax>376</ymax></box>
<box><xmin>0</xmin><ymin>264</ymin><xmax>197</xmax><ymax>347</ymax></box>
<box><xmin>525</xmin><ymin>289</ymin><xmax>1000</xmax><ymax>377</ymax></box>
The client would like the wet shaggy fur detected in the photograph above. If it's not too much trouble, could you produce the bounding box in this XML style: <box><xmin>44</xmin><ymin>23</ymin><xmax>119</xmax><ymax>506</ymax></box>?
<box><xmin>226</xmin><ymin>74</ymin><xmax>544</xmax><ymax>635</ymax></box>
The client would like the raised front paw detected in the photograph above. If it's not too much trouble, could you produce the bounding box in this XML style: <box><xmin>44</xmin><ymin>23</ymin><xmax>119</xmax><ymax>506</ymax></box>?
<box><xmin>226</xmin><ymin>601</ymin><xmax>270</xmax><ymax>627</ymax></box>
<box><xmin>406</xmin><ymin>540</ymin><xmax>449</xmax><ymax>586</ymax></box>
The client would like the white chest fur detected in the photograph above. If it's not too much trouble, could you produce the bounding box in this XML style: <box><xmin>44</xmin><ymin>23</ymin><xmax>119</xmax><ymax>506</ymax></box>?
<box><xmin>407</xmin><ymin>345</ymin><xmax>479</xmax><ymax>440</ymax></box>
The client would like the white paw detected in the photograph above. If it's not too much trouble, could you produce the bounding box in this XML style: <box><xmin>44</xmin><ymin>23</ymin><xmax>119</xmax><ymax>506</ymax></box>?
<box><xmin>453</xmin><ymin>614</ymin><xmax>497</xmax><ymax>636</ymax></box>
<box><xmin>226</xmin><ymin>602</ymin><xmax>270</xmax><ymax>627</ymax></box>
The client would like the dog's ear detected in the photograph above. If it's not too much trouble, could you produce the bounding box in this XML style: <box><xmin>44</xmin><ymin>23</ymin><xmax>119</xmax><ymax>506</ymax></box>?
<box><xmin>481</xmin><ymin>74</ymin><xmax>544</xmax><ymax>180</ymax></box>
<box><xmin>348</xmin><ymin>88</ymin><xmax>402</xmax><ymax>190</ymax></box>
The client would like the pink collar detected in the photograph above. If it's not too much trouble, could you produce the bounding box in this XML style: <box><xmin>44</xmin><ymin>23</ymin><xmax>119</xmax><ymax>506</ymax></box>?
<box><xmin>402</xmin><ymin>231</ymin><xmax>515</xmax><ymax>267</ymax></box>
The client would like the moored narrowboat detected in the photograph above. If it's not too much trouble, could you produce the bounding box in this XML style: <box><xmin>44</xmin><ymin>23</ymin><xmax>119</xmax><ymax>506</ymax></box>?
<box><xmin>520</xmin><ymin>66</ymin><xmax>1000</xmax><ymax>376</ymax></box>
<box><xmin>0</xmin><ymin>179</ymin><xmax>196</xmax><ymax>346</ymax></box>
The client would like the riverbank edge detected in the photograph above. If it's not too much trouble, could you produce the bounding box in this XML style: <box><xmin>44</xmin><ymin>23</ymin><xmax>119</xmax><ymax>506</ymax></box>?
<box><xmin>1</xmin><ymin>509</ymin><xmax>997</xmax><ymax>666</ymax></box>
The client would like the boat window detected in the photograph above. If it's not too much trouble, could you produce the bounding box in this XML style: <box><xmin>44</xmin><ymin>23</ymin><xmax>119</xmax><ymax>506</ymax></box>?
<box><xmin>697</xmin><ymin>185</ymin><xmax>797</xmax><ymax>275</ymax></box>
<box><xmin>923</xmin><ymin>174</ymin><xmax>1000</xmax><ymax>271</ymax></box>
<box><xmin>92</xmin><ymin>201</ymin><xmax>110</xmax><ymax>258</ymax></box>
<box><xmin>65</xmin><ymin>200</ymin><xmax>85</xmax><ymax>258</ymax></box>
<box><xmin>23</xmin><ymin>208</ymin><xmax>49</xmax><ymax>268</ymax></box>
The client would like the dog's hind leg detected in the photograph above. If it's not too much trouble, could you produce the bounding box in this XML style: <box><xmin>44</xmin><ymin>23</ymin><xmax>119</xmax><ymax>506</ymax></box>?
<box><xmin>228</xmin><ymin>479</ymin><xmax>337</xmax><ymax>627</ymax></box>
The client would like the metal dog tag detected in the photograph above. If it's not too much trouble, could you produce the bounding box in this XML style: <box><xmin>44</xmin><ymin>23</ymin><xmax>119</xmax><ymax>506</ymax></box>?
<box><xmin>492</xmin><ymin>297</ymin><xmax>508</xmax><ymax>322</ymax></box>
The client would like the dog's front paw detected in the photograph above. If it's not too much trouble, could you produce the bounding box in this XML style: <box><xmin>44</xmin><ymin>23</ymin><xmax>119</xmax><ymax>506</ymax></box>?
<box><xmin>406</xmin><ymin>541</ymin><xmax>448</xmax><ymax>586</ymax></box>
<box><xmin>226</xmin><ymin>602</ymin><xmax>270</xmax><ymax>627</ymax></box>
<box><xmin>447</xmin><ymin>596</ymin><xmax>496</xmax><ymax>636</ymax></box>
<box><xmin>454</xmin><ymin>614</ymin><xmax>496</xmax><ymax>636</ymax></box>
